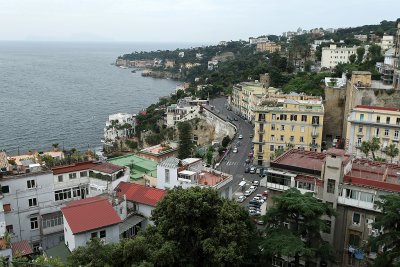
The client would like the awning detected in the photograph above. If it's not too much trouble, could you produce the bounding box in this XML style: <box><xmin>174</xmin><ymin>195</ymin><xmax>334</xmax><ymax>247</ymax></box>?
<box><xmin>119</xmin><ymin>215</ymin><xmax>145</xmax><ymax>233</ymax></box>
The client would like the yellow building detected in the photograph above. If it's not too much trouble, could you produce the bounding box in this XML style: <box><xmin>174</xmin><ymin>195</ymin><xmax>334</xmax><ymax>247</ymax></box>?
<box><xmin>345</xmin><ymin>105</ymin><xmax>400</xmax><ymax>162</ymax></box>
<box><xmin>253</xmin><ymin>96</ymin><xmax>324</xmax><ymax>165</ymax></box>
<box><xmin>256</xmin><ymin>42</ymin><xmax>281</xmax><ymax>53</ymax></box>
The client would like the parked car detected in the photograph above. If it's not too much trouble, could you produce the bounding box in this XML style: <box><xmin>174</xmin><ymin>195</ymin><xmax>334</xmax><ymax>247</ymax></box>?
<box><xmin>244</xmin><ymin>190</ymin><xmax>252</xmax><ymax>197</ymax></box>
<box><xmin>253</xmin><ymin>180</ymin><xmax>260</xmax><ymax>186</ymax></box>
<box><xmin>237</xmin><ymin>195</ymin><xmax>246</xmax><ymax>203</ymax></box>
<box><xmin>259</xmin><ymin>169</ymin><xmax>267</xmax><ymax>177</ymax></box>
<box><xmin>245</xmin><ymin>158</ymin><xmax>250</xmax><ymax>164</ymax></box>
<box><xmin>250</xmin><ymin>166</ymin><xmax>256</xmax><ymax>174</ymax></box>
<box><xmin>249</xmin><ymin>185</ymin><xmax>257</xmax><ymax>192</ymax></box>
<box><xmin>233</xmin><ymin>147</ymin><xmax>238</xmax><ymax>153</ymax></box>
<box><xmin>249</xmin><ymin>200</ymin><xmax>259</xmax><ymax>205</ymax></box>
<box><xmin>262</xmin><ymin>190</ymin><xmax>269</xmax><ymax>197</ymax></box>
<box><xmin>244</xmin><ymin>166</ymin><xmax>250</xmax><ymax>173</ymax></box>
<box><xmin>238</xmin><ymin>134</ymin><xmax>243</xmax><ymax>139</ymax></box>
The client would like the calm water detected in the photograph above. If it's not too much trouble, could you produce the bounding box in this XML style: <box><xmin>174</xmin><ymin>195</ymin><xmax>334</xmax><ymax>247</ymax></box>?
<box><xmin>0</xmin><ymin>41</ymin><xmax>193</xmax><ymax>154</ymax></box>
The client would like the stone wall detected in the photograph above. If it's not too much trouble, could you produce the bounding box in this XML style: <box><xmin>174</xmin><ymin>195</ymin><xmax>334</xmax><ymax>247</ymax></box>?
<box><xmin>323</xmin><ymin>87</ymin><xmax>346</xmax><ymax>145</ymax></box>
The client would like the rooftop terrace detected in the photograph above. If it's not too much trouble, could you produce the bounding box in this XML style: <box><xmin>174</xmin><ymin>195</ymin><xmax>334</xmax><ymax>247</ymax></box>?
<box><xmin>108</xmin><ymin>154</ymin><xmax>157</xmax><ymax>180</ymax></box>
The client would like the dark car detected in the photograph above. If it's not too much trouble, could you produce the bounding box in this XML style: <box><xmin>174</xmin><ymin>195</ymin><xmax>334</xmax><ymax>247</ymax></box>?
<box><xmin>245</xmin><ymin>158</ymin><xmax>250</xmax><ymax>164</ymax></box>
<box><xmin>249</xmin><ymin>200</ymin><xmax>260</xmax><ymax>205</ymax></box>
<box><xmin>244</xmin><ymin>167</ymin><xmax>250</xmax><ymax>173</ymax></box>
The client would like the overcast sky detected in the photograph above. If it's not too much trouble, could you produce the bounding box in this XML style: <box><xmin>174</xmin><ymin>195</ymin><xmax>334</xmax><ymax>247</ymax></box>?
<box><xmin>0</xmin><ymin>0</ymin><xmax>399</xmax><ymax>43</ymax></box>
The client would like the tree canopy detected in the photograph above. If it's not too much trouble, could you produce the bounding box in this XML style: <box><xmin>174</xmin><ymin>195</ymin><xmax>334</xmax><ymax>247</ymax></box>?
<box><xmin>177</xmin><ymin>121</ymin><xmax>194</xmax><ymax>159</ymax></box>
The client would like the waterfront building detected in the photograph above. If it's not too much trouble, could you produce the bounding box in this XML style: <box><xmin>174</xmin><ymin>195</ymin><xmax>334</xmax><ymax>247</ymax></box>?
<box><xmin>104</xmin><ymin>113</ymin><xmax>136</xmax><ymax>145</ymax></box>
<box><xmin>137</xmin><ymin>143</ymin><xmax>178</xmax><ymax>163</ymax></box>
<box><xmin>165</xmin><ymin>97</ymin><xmax>207</xmax><ymax>127</ymax></box>
<box><xmin>256</xmin><ymin>42</ymin><xmax>281</xmax><ymax>53</ymax></box>
<box><xmin>321</xmin><ymin>44</ymin><xmax>358</xmax><ymax>69</ymax></box>
<box><xmin>156</xmin><ymin>157</ymin><xmax>233</xmax><ymax>198</ymax></box>
<box><xmin>252</xmin><ymin>95</ymin><xmax>324</xmax><ymax>165</ymax></box>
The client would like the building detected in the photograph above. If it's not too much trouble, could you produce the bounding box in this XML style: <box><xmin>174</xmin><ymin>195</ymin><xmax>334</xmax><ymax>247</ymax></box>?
<box><xmin>230</xmin><ymin>81</ymin><xmax>268</xmax><ymax>121</ymax></box>
<box><xmin>104</xmin><ymin>113</ymin><xmax>136</xmax><ymax>144</ymax></box>
<box><xmin>165</xmin><ymin>97</ymin><xmax>207</xmax><ymax>127</ymax></box>
<box><xmin>256</xmin><ymin>42</ymin><xmax>281</xmax><ymax>53</ymax></box>
<box><xmin>321</xmin><ymin>44</ymin><xmax>358</xmax><ymax>69</ymax></box>
<box><xmin>61</xmin><ymin>196</ymin><xmax>122</xmax><ymax>251</ymax></box>
<box><xmin>379</xmin><ymin>35</ymin><xmax>394</xmax><ymax>51</ymax></box>
<box><xmin>207</xmin><ymin>60</ymin><xmax>218</xmax><ymax>71</ymax></box>
<box><xmin>249</xmin><ymin>37</ymin><xmax>269</xmax><ymax>44</ymax></box>
<box><xmin>252</xmin><ymin>95</ymin><xmax>324</xmax><ymax>165</ymax></box>
<box><xmin>164</xmin><ymin>60</ymin><xmax>175</xmax><ymax>68</ymax></box>
<box><xmin>116</xmin><ymin>182</ymin><xmax>166</xmax><ymax>228</ymax></box>
<box><xmin>137</xmin><ymin>143</ymin><xmax>178</xmax><ymax>163</ymax></box>
<box><xmin>345</xmin><ymin>105</ymin><xmax>400</xmax><ymax>162</ymax></box>
<box><xmin>156</xmin><ymin>157</ymin><xmax>233</xmax><ymax>198</ymax></box>
<box><xmin>353</xmin><ymin>34</ymin><xmax>368</xmax><ymax>42</ymax></box>
<box><xmin>107</xmin><ymin>154</ymin><xmax>158</xmax><ymax>187</ymax></box>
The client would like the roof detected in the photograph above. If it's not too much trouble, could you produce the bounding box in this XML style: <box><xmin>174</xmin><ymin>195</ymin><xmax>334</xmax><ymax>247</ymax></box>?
<box><xmin>352</xmin><ymin>71</ymin><xmax>371</xmax><ymax>75</ymax></box>
<box><xmin>0</xmin><ymin>151</ymin><xmax>8</xmax><ymax>169</ymax></box>
<box><xmin>52</xmin><ymin>162</ymin><xmax>97</xmax><ymax>175</ymax></box>
<box><xmin>61</xmin><ymin>196</ymin><xmax>121</xmax><ymax>234</ymax></box>
<box><xmin>12</xmin><ymin>240</ymin><xmax>33</xmax><ymax>257</ymax></box>
<box><xmin>91</xmin><ymin>162</ymin><xmax>124</xmax><ymax>174</ymax></box>
<box><xmin>344</xmin><ymin>158</ymin><xmax>400</xmax><ymax>193</ymax></box>
<box><xmin>354</xmin><ymin>105</ymin><xmax>400</xmax><ymax>112</ymax></box>
<box><xmin>116</xmin><ymin>182</ymin><xmax>166</xmax><ymax>206</ymax></box>
<box><xmin>107</xmin><ymin>154</ymin><xmax>158</xmax><ymax>180</ymax></box>
<box><xmin>158</xmin><ymin>157</ymin><xmax>181</xmax><ymax>168</ymax></box>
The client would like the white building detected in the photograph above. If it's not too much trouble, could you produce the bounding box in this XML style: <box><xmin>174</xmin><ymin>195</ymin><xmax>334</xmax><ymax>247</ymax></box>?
<box><xmin>104</xmin><ymin>113</ymin><xmax>136</xmax><ymax>144</ymax></box>
<box><xmin>207</xmin><ymin>60</ymin><xmax>218</xmax><ymax>71</ymax></box>
<box><xmin>249</xmin><ymin>37</ymin><xmax>269</xmax><ymax>44</ymax></box>
<box><xmin>321</xmin><ymin>44</ymin><xmax>358</xmax><ymax>69</ymax></box>
<box><xmin>178</xmin><ymin>51</ymin><xmax>185</xmax><ymax>58</ymax></box>
<box><xmin>380</xmin><ymin>35</ymin><xmax>394</xmax><ymax>51</ymax></box>
<box><xmin>61</xmin><ymin>196</ymin><xmax>122</xmax><ymax>251</ymax></box>
<box><xmin>156</xmin><ymin>157</ymin><xmax>233</xmax><ymax>198</ymax></box>
<box><xmin>165</xmin><ymin>97</ymin><xmax>207</xmax><ymax>127</ymax></box>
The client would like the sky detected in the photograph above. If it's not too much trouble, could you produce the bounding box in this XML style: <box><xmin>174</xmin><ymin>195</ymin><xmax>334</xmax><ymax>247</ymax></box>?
<box><xmin>0</xmin><ymin>0</ymin><xmax>399</xmax><ymax>43</ymax></box>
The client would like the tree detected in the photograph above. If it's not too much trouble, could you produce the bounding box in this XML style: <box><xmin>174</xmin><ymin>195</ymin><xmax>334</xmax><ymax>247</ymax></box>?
<box><xmin>52</xmin><ymin>143</ymin><xmax>59</xmax><ymax>151</ymax></box>
<box><xmin>356</xmin><ymin>47</ymin><xmax>365</xmax><ymax>64</ymax></box>
<box><xmin>274</xmin><ymin>147</ymin><xmax>285</xmax><ymax>158</ymax></box>
<box><xmin>206</xmin><ymin>150</ymin><xmax>213</xmax><ymax>165</ymax></box>
<box><xmin>369</xmin><ymin>137</ymin><xmax>381</xmax><ymax>161</ymax></box>
<box><xmin>221</xmin><ymin>135</ymin><xmax>231</xmax><ymax>148</ymax></box>
<box><xmin>369</xmin><ymin>194</ymin><xmax>400</xmax><ymax>266</ymax></box>
<box><xmin>262</xmin><ymin>188</ymin><xmax>335</xmax><ymax>267</ymax></box>
<box><xmin>32</xmin><ymin>255</ymin><xmax>64</xmax><ymax>267</ymax></box>
<box><xmin>349</xmin><ymin>54</ymin><xmax>356</xmax><ymax>64</ymax></box>
<box><xmin>151</xmin><ymin>187</ymin><xmax>255</xmax><ymax>266</ymax></box>
<box><xmin>177</xmin><ymin>122</ymin><xmax>194</xmax><ymax>159</ymax></box>
<box><xmin>360</xmin><ymin>141</ymin><xmax>371</xmax><ymax>158</ymax></box>
<box><xmin>385</xmin><ymin>144</ymin><xmax>399</xmax><ymax>163</ymax></box>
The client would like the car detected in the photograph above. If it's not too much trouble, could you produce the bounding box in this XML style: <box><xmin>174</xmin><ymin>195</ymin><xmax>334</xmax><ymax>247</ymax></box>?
<box><xmin>248</xmin><ymin>203</ymin><xmax>261</xmax><ymax>209</ymax></box>
<box><xmin>244</xmin><ymin>167</ymin><xmax>250</xmax><ymax>173</ymax></box>
<box><xmin>262</xmin><ymin>190</ymin><xmax>269</xmax><ymax>197</ymax></box>
<box><xmin>256</xmin><ymin>193</ymin><xmax>262</xmax><ymax>198</ymax></box>
<box><xmin>257</xmin><ymin>199</ymin><xmax>265</xmax><ymax>204</ymax></box>
<box><xmin>238</xmin><ymin>134</ymin><xmax>243</xmax><ymax>139</ymax></box>
<box><xmin>259</xmin><ymin>169</ymin><xmax>267</xmax><ymax>177</ymax></box>
<box><xmin>244</xmin><ymin>190</ymin><xmax>252</xmax><ymax>197</ymax></box>
<box><xmin>245</xmin><ymin>158</ymin><xmax>250</xmax><ymax>164</ymax></box>
<box><xmin>249</xmin><ymin>185</ymin><xmax>257</xmax><ymax>192</ymax></box>
<box><xmin>249</xmin><ymin>210</ymin><xmax>257</xmax><ymax>216</ymax></box>
<box><xmin>332</xmin><ymin>138</ymin><xmax>338</xmax><ymax>148</ymax></box>
<box><xmin>236</xmin><ymin>141</ymin><xmax>241</xmax><ymax>147</ymax></box>
<box><xmin>249</xmin><ymin>200</ymin><xmax>259</xmax><ymax>205</ymax></box>
<box><xmin>250</xmin><ymin>166</ymin><xmax>256</xmax><ymax>174</ymax></box>
<box><xmin>233</xmin><ymin>147</ymin><xmax>238</xmax><ymax>153</ymax></box>
<box><xmin>253</xmin><ymin>180</ymin><xmax>260</xmax><ymax>186</ymax></box>
<box><xmin>253</xmin><ymin>196</ymin><xmax>261</xmax><ymax>201</ymax></box>
<box><xmin>237</xmin><ymin>195</ymin><xmax>246</xmax><ymax>203</ymax></box>
<box><xmin>248</xmin><ymin>206</ymin><xmax>257</xmax><ymax>211</ymax></box>
<box><xmin>214</xmin><ymin>163</ymin><xmax>220</xmax><ymax>168</ymax></box>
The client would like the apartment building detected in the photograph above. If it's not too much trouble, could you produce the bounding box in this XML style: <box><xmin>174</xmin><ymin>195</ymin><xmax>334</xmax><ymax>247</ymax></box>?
<box><xmin>165</xmin><ymin>97</ymin><xmax>207</xmax><ymax>127</ymax></box>
<box><xmin>252</xmin><ymin>96</ymin><xmax>324</xmax><ymax>165</ymax></box>
<box><xmin>321</xmin><ymin>44</ymin><xmax>358</xmax><ymax>69</ymax></box>
<box><xmin>230</xmin><ymin>81</ymin><xmax>268</xmax><ymax>121</ymax></box>
<box><xmin>256</xmin><ymin>42</ymin><xmax>281</xmax><ymax>53</ymax></box>
<box><xmin>345</xmin><ymin>105</ymin><xmax>400</xmax><ymax>162</ymax></box>
<box><xmin>103</xmin><ymin>113</ymin><xmax>136</xmax><ymax>144</ymax></box>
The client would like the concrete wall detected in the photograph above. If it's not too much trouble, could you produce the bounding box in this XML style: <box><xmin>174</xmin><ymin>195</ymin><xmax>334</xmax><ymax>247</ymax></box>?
<box><xmin>323</xmin><ymin>87</ymin><xmax>346</xmax><ymax>144</ymax></box>
<box><xmin>63</xmin><ymin>215</ymin><xmax>75</xmax><ymax>251</ymax></box>
<box><xmin>156</xmin><ymin>165</ymin><xmax>178</xmax><ymax>190</ymax></box>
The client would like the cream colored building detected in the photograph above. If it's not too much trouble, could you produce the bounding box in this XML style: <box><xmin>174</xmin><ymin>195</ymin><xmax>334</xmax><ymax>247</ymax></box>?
<box><xmin>256</xmin><ymin>42</ymin><xmax>281</xmax><ymax>53</ymax></box>
<box><xmin>345</xmin><ymin>105</ymin><xmax>400</xmax><ymax>162</ymax></box>
<box><xmin>321</xmin><ymin>44</ymin><xmax>358</xmax><ymax>69</ymax></box>
<box><xmin>253</xmin><ymin>96</ymin><xmax>324</xmax><ymax>165</ymax></box>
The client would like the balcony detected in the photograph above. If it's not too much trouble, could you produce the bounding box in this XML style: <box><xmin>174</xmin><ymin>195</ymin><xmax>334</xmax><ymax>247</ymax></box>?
<box><xmin>266</xmin><ymin>182</ymin><xmax>289</xmax><ymax>192</ymax></box>
<box><xmin>311</xmin><ymin>132</ymin><xmax>319</xmax><ymax>137</ymax></box>
<box><xmin>337</xmin><ymin>196</ymin><xmax>381</xmax><ymax>212</ymax></box>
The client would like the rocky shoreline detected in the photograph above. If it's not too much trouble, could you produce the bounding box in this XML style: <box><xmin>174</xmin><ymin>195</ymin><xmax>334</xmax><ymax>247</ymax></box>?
<box><xmin>141</xmin><ymin>69</ymin><xmax>183</xmax><ymax>80</ymax></box>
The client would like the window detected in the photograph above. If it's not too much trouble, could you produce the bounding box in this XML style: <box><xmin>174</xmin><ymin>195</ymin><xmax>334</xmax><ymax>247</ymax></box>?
<box><xmin>69</xmin><ymin>173</ymin><xmax>77</xmax><ymax>179</ymax></box>
<box><xmin>280</xmin><ymin>114</ymin><xmax>287</xmax><ymax>121</ymax></box>
<box><xmin>271</xmin><ymin>124</ymin><xmax>275</xmax><ymax>130</ymax></box>
<box><xmin>396</xmin><ymin>118</ymin><xmax>400</xmax><ymax>125</ymax></box>
<box><xmin>270</xmin><ymin>145</ymin><xmax>275</xmax><ymax>151</ymax></box>
<box><xmin>358</xmin><ymin>126</ymin><xmax>363</xmax><ymax>133</ymax></box>
<box><xmin>299</xmin><ymin>136</ymin><xmax>304</xmax><ymax>143</ymax></box>
<box><xmin>345</xmin><ymin>189</ymin><xmax>359</xmax><ymax>200</ymax></box>
<box><xmin>291</xmin><ymin>125</ymin><xmax>295</xmax><ymax>132</ymax></box>
<box><xmin>100</xmin><ymin>230</ymin><xmax>106</xmax><ymax>238</ymax></box>
<box><xmin>258</xmin><ymin>144</ymin><xmax>263</xmax><ymax>153</ymax></box>
<box><xmin>312</xmin><ymin>116</ymin><xmax>319</xmax><ymax>125</ymax></box>
<box><xmin>357</xmin><ymin>137</ymin><xmax>362</xmax><ymax>146</ymax></box>
<box><xmin>327</xmin><ymin>179</ymin><xmax>335</xmax><ymax>194</ymax></box>
<box><xmin>272</xmin><ymin>114</ymin><xmax>276</xmax><ymax>120</ymax></box>
<box><xmin>42</xmin><ymin>216</ymin><xmax>63</xmax><ymax>229</ymax></box>
<box><xmin>259</xmin><ymin>134</ymin><xmax>263</xmax><ymax>142</ymax></box>
<box><xmin>290</xmin><ymin>114</ymin><xmax>297</xmax><ymax>121</ymax></box>
<box><xmin>55</xmin><ymin>188</ymin><xmax>72</xmax><ymax>201</ymax></box>
<box><xmin>395</xmin><ymin>130</ymin><xmax>399</xmax><ymax>139</ymax></box>
<box><xmin>57</xmin><ymin>175</ymin><xmax>63</xmax><ymax>182</ymax></box>
<box><xmin>27</xmin><ymin>180</ymin><xmax>36</xmax><ymax>189</ymax></box>
<box><xmin>301</xmin><ymin>115</ymin><xmax>307</xmax><ymax>122</ymax></box>
<box><xmin>352</xmin><ymin>213</ymin><xmax>361</xmax><ymax>225</ymax></box>
<box><xmin>375</xmin><ymin>128</ymin><xmax>380</xmax><ymax>137</ymax></box>
<box><xmin>280</xmin><ymin>125</ymin><xmax>285</xmax><ymax>131</ymax></box>
<box><xmin>259</xmin><ymin>123</ymin><xmax>264</xmax><ymax>132</ymax></box>
<box><xmin>300</xmin><ymin>126</ymin><xmax>305</xmax><ymax>133</ymax></box>
<box><xmin>28</xmin><ymin>198</ymin><xmax>37</xmax><ymax>207</ymax></box>
<box><xmin>384</xmin><ymin>129</ymin><xmax>389</xmax><ymax>136</ymax></box>
<box><xmin>91</xmin><ymin>232</ymin><xmax>98</xmax><ymax>239</ymax></box>
<box><xmin>349</xmin><ymin>233</ymin><xmax>361</xmax><ymax>246</ymax></box>
<box><xmin>6</xmin><ymin>225</ymin><xmax>13</xmax><ymax>234</ymax></box>
<box><xmin>290</xmin><ymin>136</ymin><xmax>294</xmax><ymax>142</ymax></box>
<box><xmin>386</xmin><ymin>117</ymin><xmax>390</xmax><ymax>124</ymax></box>
<box><xmin>376</xmin><ymin>116</ymin><xmax>380</xmax><ymax>123</ymax></box>
<box><xmin>30</xmin><ymin>217</ymin><xmax>38</xmax><ymax>230</ymax></box>
<box><xmin>1</xmin><ymin>186</ymin><xmax>9</xmax><ymax>194</ymax></box>
<box><xmin>280</xmin><ymin>135</ymin><xmax>284</xmax><ymax>142</ymax></box>
<box><xmin>80</xmin><ymin>171</ymin><xmax>88</xmax><ymax>177</ymax></box>
<box><xmin>270</xmin><ymin>135</ymin><xmax>275</xmax><ymax>141</ymax></box>
<box><xmin>165</xmin><ymin>169</ymin><xmax>170</xmax><ymax>184</ymax></box>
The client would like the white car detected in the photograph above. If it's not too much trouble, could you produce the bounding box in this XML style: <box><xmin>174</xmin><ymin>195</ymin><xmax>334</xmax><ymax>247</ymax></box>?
<box><xmin>237</xmin><ymin>195</ymin><xmax>246</xmax><ymax>203</ymax></box>
<box><xmin>249</xmin><ymin>185</ymin><xmax>257</xmax><ymax>192</ymax></box>
<box><xmin>244</xmin><ymin>190</ymin><xmax>252</xmax><ymax>197</ymax></box>
<box><xmin>233</xmin><ymin>147</ymin><xmax>238</xmax><ymax>153</ymax></box>
<box><xmin>238</xmin><ymin>134</ymin><xmax>243</xmax><ymax>139</ymax></box>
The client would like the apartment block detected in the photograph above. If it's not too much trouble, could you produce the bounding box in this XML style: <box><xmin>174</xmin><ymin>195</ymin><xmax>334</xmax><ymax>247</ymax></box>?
<box><xmin>252</xmin><ymin>96</ymin><xmax>324</xmax><ymax>165</ymax></box>
<box><xmin>321</xmin><ymin>44</ymin><xmax>358</xmax><ymax>69</ymax></box>
<box><xmin>256</xmin><ymin>42</ymin><xmax>281</xmax><ymax>53</ymax></box>
<box><xmin>345</xmin><ymin>105</ymin><xmax>400</xmax><ymax>162</ymax></box>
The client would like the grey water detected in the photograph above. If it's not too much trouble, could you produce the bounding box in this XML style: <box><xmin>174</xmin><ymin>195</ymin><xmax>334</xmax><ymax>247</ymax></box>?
<box><xmin>0</xmin><ymin>41</ymin><xmax>194</xmax><ymax>155</ymax></box>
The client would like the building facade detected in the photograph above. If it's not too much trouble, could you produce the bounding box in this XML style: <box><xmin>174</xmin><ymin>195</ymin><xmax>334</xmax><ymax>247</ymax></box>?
<box><xmin>321</xmin><ymin>44</ymin><xmax>358</xmax><ymax>69</ymax></box>
<box><xmin>256</xmin><ymin>42</ymin><xmax>281</xmax><ymax>53</ymax></box>
<box><xmin>104</xmin><ymin>113</ymin><xmax>136</xmax><ymax>144</ymax></box>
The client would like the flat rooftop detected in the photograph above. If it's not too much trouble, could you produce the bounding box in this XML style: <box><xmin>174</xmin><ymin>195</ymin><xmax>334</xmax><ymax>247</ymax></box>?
<box><xmin>345</xmin><ymin>159</ymin><xmax>400</xmax><ymax>192</ymax></box>
<box><xmin>108</xmin><ymin>154</ymin><xmax>157</xmax><ymax>180</ymax></box>
<box><xmin>197</xmin><ymin>171</ymin><xmax>227</xmax><ymax>187</ymax></box>
<box><xmin>140</xmin><ymin>144</ymin><xmax>177</xmax><ymax>156</ymax></box>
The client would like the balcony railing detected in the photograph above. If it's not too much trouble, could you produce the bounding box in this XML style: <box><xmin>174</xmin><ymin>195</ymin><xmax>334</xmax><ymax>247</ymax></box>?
<box><xmin>266</xmin><ymin>182</ymin><xmax>289</xmax><ymax>192</ymax></box>
<box><xmin>337</xmin><ymin>196</ymin><xmax>381</xmax><ymax>212</ymax></box>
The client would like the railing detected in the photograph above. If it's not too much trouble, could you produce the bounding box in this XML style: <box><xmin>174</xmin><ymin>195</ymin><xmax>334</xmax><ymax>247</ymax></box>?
<box><xmin>337</xmin><ymin>196</ymin><xmax>381</xmax><ymax>212</ymax></box>
<box><xmin>266</xmin><ymin>182</ymin><xmax>289</xmax><ymax>191</ymax></box>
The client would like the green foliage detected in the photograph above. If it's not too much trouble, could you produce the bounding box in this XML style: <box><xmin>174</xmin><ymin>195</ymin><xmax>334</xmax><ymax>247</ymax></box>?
<box><xmin>356</xmin><ymin>47</ymin><xmax>365</xmax><ymax>64</ymax></box>
<box><xmin>151</xmin><ymin>187</ymin><xmax>255</xmax><ymax>266</ymax></box>
<box><xmin>282</xmin><ymin>72</ymin><xmax>330</xmax><ymax>96</ymax></box>
<box><xmin>125</xmin><ymin>140</ymin><xmax>138</xmax><ymax>150</ymax></box>
<box><xmin>369</xmin><ymin>194</ymin><xmax>400</xmax><ymax>266</ymax></box>
<box><xmin>177</xmin><ymin>122</ymin><xmax>194</xmax><ymax>159</ymax></box>
<box><xmin>385</xmin><ymin>144</ymin><xmax>399</xmax><ymax>163</ymax></box>
<box><xmin>221</xmin><ymin>135</ymin><xmax>231</xmax><ymax>148</ymax></box>
<box><xmin>262</xmin><ymin>188</ymin><xmax>336</xmax><ymax>266</ymax></box>
<box><xmin>33</xmin><ymin>255</ymin><xmax>65</xmax><ymax>267</ymax></box>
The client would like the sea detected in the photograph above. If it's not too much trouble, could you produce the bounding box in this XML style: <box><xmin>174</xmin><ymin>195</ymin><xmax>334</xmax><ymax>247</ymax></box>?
<box><xmin>0</xmin><ymin>41</ymin><xmax>196</xmax><ymax>155</ymax></box>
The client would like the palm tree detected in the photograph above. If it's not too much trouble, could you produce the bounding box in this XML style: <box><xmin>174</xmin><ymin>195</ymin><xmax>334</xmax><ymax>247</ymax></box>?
<box><xmin>360</xmin><ymin>141</ymin><xmax>370</xmax><ymax>158</ymax></box>
<box><xmin>385</xmin><ymin>144</ymin><xmax>399</xmax><ymax>163</ymax></box>
<box><xmin>369</xmin><ymin>137</ymin><xmax>381</xmax><ymax>161</ymax></box>
<box><xmin>52</xmin><ymin>143</ymin><xmax>59</xmax><ymax>152</ymax></box>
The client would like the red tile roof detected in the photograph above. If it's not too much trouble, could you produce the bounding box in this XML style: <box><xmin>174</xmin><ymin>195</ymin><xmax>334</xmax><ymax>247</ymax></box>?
<box><xmin>12</xmin><ymin>240</ymin><xmax>33</xmax><ymax>257</ymax></box>
<box><xmin>52</xmin><ymin>162</ymin><xmax>97</xmax><ymax>175</ymax></box>
<box><xmin>91</xmin><ymin>162</ymin><xmax>124</xmax><ymax>174</ymax></box>
<box><xmin>116</xmin><ymin>182</ymin><xmax>166</xmax><ymax>207</ymax></box>
<box><xmin>61</xmin><ymin>196</ymin><xmax>121</xmax><ymax>234</ymax></box>
<box><xmin>355</xmin><ymin>105</ymin><xmax>400</xmax><ymax>112</ymax></box>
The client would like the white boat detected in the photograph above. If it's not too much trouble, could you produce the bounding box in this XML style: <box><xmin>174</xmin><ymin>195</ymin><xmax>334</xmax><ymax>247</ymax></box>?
<box><xmin>119</xmin><ymin>66</ymin><xmax>128</xmax><ymax>69</ymax></box>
